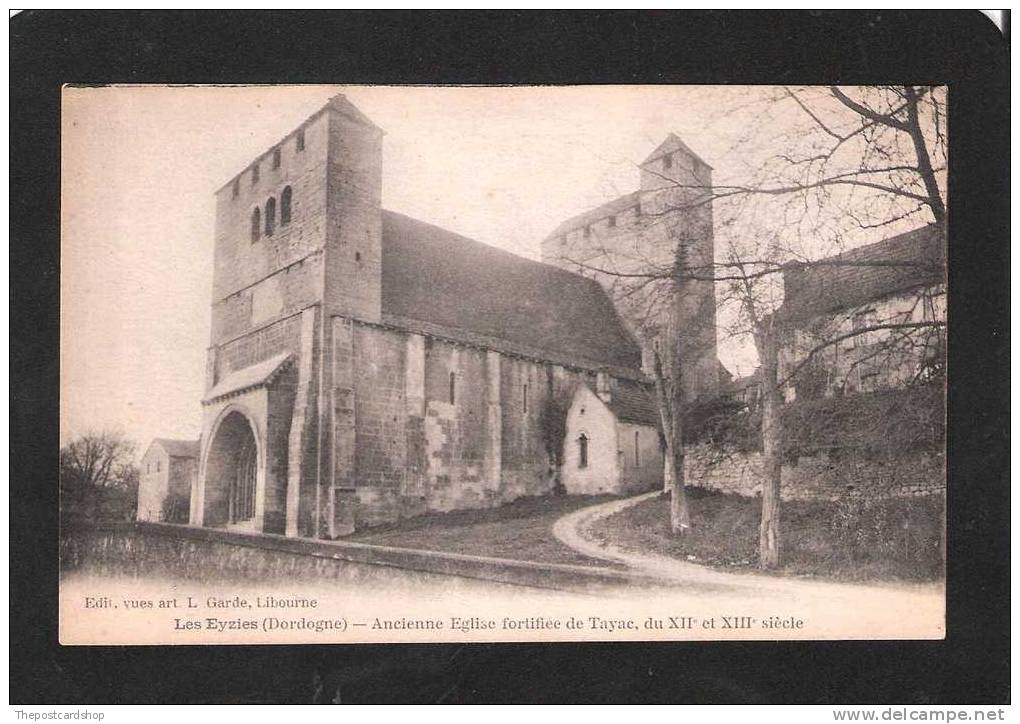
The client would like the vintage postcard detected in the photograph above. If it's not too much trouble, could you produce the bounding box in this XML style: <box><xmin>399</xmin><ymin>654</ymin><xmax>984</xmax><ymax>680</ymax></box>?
<box><xmin>59</xmin><ymin>84</ymin><xmax>947</xmax><ymax>645</ymax></box>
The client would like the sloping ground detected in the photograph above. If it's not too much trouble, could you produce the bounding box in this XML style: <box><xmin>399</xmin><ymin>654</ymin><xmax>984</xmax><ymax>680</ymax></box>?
<box><xmin>587</xmin><ymin>488</ymin><xmax>945</xmax><ymax>582</ymax></box>
<box><xmin>348</xmin><ymin>494</ymin><xmax>619</xmax><ymax>568</ymax></box>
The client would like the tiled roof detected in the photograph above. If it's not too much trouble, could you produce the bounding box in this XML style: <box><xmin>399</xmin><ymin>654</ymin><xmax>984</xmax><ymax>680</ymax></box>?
<box><xmin>381</xmin><ymin>211</ymin><xmax>643</xmax><ymax>372</ymax></box>
<box><xmin>203</xmin><ymin>352</ymin><xmax>293</xmax><ymax>404</ymax></box>
<box><xmin>151</xmin><ymin>438</ymin><xmax>200</xmax><ymax>459</ymax></box>
<box><xmin>607</xmin><ymin>379</ymin><xmax>661</xmax><ymax>427</ymax></box>
<box><xmin>778</xmin><ymin>225</ymin><xmax>946</xmax><ymax>323</ymax></box>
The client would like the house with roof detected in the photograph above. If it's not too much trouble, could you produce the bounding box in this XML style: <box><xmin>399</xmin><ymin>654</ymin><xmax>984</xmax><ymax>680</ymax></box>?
<box><xmin>777</xmin><ymin>224</ymin><xmax>946</xmax><ymax>401</ymax></box>
<box><xmin>541</xmin><ymin>133</ymin><xmax>723</xmax><ymax>402</ymax></box>
<box><xmin>187</xmin><ymin>95</ymin><xmax>664</xmax><ymax>540</ymax></box>
<box><xmin>563</xmin><ymin>373</ymin><xmax>663</xmax><ymax>495</ymax></box>
<box><xmin>137</xmin><ymin>438</ymin><xmax>199</xmax><ymax>522</ymax></box>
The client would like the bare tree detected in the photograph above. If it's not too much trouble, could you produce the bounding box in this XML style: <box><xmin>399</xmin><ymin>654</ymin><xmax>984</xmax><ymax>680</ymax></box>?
<box><xmin>60</xmin><ymin>430</ymin><xmax>138</xmax><ymax>521</ymax></box>
<box><xmin>553</xmin><ymin>85</ymin><xmax>947</xmax><ymax>566</ymax></box>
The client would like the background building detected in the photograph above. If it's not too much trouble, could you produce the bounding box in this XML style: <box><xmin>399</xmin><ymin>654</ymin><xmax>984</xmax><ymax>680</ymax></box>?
<box><xmin>777</xmin><ymin>224</ymin><xmax>946</xmax><ymax>401</ymax></box>
<box><xmin>136</xmin><ymin>438</ymin><xmax>198</xmax><ymax>522</ymax></box>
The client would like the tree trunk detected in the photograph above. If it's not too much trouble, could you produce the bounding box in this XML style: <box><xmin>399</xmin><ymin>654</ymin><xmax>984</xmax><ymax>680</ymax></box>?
<box><xmin>653</xmin><ymin>343</ymin><xmax>691</xmax><ymax>536</ymax></box>
<box><xmin>662</xmin><ymin>440</ymin><xmax>674</xmax><ymax>494</ymax></box>
<box><xmin>758</xmin><ymin>325</ymin><xmax>782</xmax><ymax>569</ymax></box>
<box><xmin>668</xmin><ymin>422</ymin><xmax>691</xmax><ymax>535</ymax></box>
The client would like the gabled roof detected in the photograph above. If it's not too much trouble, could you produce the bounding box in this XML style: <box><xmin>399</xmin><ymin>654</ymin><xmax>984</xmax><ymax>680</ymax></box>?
<box><xmin>545</xmin><ymin>191</ymin><xmax>642</xmax><ymax>240</ymax></box>
<box><xmin>721</xmin><ymin>368</ymin><xmax>761</xmax><ymax>395</ymax></box>
<box><xmin>203</xmin><ymin>352</ymin><xmax>294</xmax><ymax>404</ymax></box>
<box><xmin>641</xmin><ymin>132</ymin><xmax>713</xmax><ymax>171</ymax></box>
<box><xmin>606</xmin><ymin>379</ymin><xmax>661</xmax><ymax>427</ymax></box>
<box><xmin>381</xmin><ymin>211</ymin><xmax>643</xmax><ymax>372</ymax></box>
<box><xmin>326</xmin><ymin>93</ymin><xmax>382</xmax><ymax>131</ymax></box>
<box><xmin>149</xmin><ymin>438</ymin><xmax>200</xmax><ymax>459</ymax></box>
<box><xmin>778</xmin><ymin>225</ymin><xmax>946</xmax><ymax>323</ymax></box>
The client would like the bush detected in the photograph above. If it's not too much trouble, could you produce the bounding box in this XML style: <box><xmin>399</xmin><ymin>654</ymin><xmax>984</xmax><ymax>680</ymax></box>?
<box><xmin>829</xmin><ymin>489</ymin><xmax>944</xmax><ymax>577</ymax></box>
<box><xmin>783</xmin><ymin>383</ymin><xmax>945</xmax><ymax>457</ymax></box>
<box><xmin>683</xmin><ymin>396</ymin><xmax>758</xmax><ymax>450</ymax></box>
<box><xmin>161</xmin><ymin>493</ymin><xmax>190</xmax><ymax>523</ymax></box>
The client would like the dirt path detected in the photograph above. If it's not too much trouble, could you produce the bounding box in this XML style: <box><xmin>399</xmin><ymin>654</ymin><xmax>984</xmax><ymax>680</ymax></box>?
<box><xmin>552</xmin><ymin>491</ymin><xmax>947</xmax><ymax>602</ymax></box>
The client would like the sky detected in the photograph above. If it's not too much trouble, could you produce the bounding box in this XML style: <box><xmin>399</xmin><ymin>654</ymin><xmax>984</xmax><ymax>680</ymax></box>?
<box><xmin>60</xmin><ymin>84</ymin><xmax>933</xmax><ymax>450</ymax></box>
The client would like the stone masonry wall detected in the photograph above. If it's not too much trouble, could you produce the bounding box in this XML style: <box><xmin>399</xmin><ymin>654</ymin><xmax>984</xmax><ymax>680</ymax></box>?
<box><xmin>423</xmin><ymin>340</ymin><xmax>490</xmax><ymax>512</ymax></box>
<box><xmin>499</xmin><ymin>356</ymin><xmax>553</xmax><ymax>500</ymax></box>
<box><xmin>323</xmin><ymin>106</ymin><xmax>383</xmax><ymax>323</ymax></box>
<box><xmin>264</xmin><ymin>364</ymin><xmax>297</xmax><ymax>534</ymax></box>
<box><xmin>353</xmin><ymin>324</ymin><xmax>408</xmax><ymax>490</ymax></box>
<box><xmin>328</xmin><ymin>319</ymin><xmax>409</xmax><ymax>529</ymax></box>
<box><xmin>684</xmin><ymin>443</ymin><xmax>946</xmax><ymax>501</ymax></box>
<box><xmin>216</xmin><ymin>311</ymin><xmax>305</xmax><ymax>380</ymax></box>
<box><xmin>210</xmin><ymin>112</ymin><xmax>330</xmax><ymax>320</ymax></box>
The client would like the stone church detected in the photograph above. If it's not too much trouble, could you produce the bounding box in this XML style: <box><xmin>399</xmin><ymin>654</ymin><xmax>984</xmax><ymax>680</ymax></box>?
<box><xmin>186</xmin><ymin>95</ymin><xmax>717</xmax><ymax>539</ymax></box>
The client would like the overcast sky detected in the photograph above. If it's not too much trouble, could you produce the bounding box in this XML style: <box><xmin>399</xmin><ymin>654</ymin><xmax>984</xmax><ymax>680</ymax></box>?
<box><xmin>59</xmin><ymin>84</ymin><xmax>870</xmax><ymax>448</ymax></box>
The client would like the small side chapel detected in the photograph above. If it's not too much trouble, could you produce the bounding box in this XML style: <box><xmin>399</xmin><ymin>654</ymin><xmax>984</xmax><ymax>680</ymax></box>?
<box><xmin>562</xmin><ymin>374</ymin><xmax>664</xmax><ymax>496</ymax></box>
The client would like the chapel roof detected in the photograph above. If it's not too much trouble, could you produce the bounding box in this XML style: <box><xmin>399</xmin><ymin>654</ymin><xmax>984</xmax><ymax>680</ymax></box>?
<box><xmin>606</xmin><ymin>379</ymin><xmax>661</xmax><ymax>427</ymax></box>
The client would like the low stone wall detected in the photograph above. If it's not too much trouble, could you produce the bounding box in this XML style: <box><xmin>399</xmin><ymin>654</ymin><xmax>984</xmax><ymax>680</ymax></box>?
<box><xmin>59</xmin><ymin>522</ymin><xmax>663</xmax><ymax>592</ymax></box>
<box><xmin>684</xmin><ymin>444</ymin><xmax>945</xmax><ymax>501</ymax></box>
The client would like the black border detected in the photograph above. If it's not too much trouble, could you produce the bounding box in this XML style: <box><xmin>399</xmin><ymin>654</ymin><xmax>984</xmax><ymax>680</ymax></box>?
<box><xmin>11</xmin><ymin>10</ymin><xmax>1009</xmax><ymax>704</ymax></box>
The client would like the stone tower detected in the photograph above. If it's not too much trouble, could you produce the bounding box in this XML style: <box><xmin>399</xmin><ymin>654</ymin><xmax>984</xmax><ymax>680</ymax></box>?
<box><xmin>540</xmin><ymin>133</ymin><xmax>719</xmax><ymax>401</ymax></box>
<box><xmin>193</xmin><ymin>95</ymin><xmax>383</xmax><ymax>538</ymax></box>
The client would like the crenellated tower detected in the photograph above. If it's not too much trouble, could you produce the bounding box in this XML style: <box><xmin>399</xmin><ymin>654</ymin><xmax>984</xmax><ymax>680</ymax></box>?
<box><xmin>541</xmin><ymin>133</ymin><xmax>720</xmax><ymax>401</ymax></box>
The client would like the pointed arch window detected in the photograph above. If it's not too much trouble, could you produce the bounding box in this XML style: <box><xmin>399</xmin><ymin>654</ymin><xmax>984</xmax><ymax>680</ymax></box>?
<box><xmin>449</xmin><ymin>372</ymin><xmax>456</xmax><ymax>404</ymax></box>
<box><xmin>265</xmin><ymin>197</ymin><xmax>276</xmax><ymax>236</ymax></box>
<box><xmin>578</xmin><ymin>434</ymin><xmax>589</xmax><ymax>468</ymax></box>
<box><xmin>251</xmin><ymin>207</ymin><xmax>261</xmax><ymax>242</ymax></box>
<box><xmin>272</xmin><ymin>147</ymin><xmax>281</xmax><ymax>169</ymax></box>
<box><xmin>280</xmin><ymin>186</ymin><xmax>292</xmax><ymax>226</ymax></box>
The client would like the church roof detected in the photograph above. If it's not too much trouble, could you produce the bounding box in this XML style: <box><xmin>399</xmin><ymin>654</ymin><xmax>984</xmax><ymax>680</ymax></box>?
<box><xmin>203</xmin><ymin>352</ymin><xmax>294</xmax><ymax>404</ymax></box>
<box><xmin>150</xmin><ymin>438</ymin><xmax>200</xmax><ymax>459</ymax></box>
<box><xmin>606</xmin><ymin>379</ymin><xmax>661</xmax><ymax>427</ymax></box>
<box><xmin>778</xmin><ymin>225</ymin><xmax>945</xmax><ymax>323</ymax></box>
<box><xmin>641</xmin><ymin>132</ymin><xmax>712</xmax><ymax>170</ymax></box>
<box><xmin>380</xmin><ymin>211</ymin><xmax>643</xmax><ymax>372</ymax></box>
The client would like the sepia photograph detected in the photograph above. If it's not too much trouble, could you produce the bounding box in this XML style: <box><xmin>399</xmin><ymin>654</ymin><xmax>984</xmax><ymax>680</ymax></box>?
<box><xmin>57</xmin><ymin>83</ymin><xmax>950</xmax><ymax>645</ymax></box>
<box><xmin>10</xmin><ymin>7</ymin><xmax>1011</xmax><ymax>709</ymax></box>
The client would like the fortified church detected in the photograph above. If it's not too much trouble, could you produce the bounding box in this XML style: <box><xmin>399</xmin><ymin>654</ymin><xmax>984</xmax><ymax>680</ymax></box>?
<box><xmin>147</xmin><ymin>96</ymin><xmax>718</xmax><ymax>538</ymax></box>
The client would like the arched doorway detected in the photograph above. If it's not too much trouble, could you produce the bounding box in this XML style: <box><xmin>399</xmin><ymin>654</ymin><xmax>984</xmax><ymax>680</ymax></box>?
<box><xmin>202</xmin><ymin>409</ymin><xmax>261</xmax><ymax>528</ymax></box>
<box><xmin>232</xmin><ymin>436</ymin><xmax>257</xmax><ymax>523</ymax></box>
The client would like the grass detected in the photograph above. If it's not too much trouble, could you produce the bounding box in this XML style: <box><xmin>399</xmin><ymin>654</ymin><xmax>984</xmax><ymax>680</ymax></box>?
<box><xmin>348</xmin><ymin>494</ymin><xmax>618</xmax><ymax>567</ymax></box>
<box><xmin>590</xmin><ymin>487</ymin><xmax>945</xmax><ymax>582</ymax></box>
